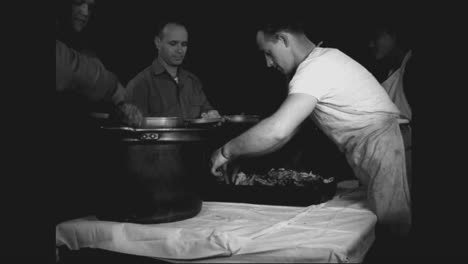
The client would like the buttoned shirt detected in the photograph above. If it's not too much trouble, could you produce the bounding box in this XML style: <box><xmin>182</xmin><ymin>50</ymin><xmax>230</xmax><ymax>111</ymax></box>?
<box><xmin>125</xmin><ymin>59</ymin><xmax>214</xmax><ymax>118</ymax></box>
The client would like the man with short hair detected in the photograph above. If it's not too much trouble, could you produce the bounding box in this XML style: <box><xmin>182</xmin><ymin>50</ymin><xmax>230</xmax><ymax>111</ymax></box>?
<box><xmin>210</xmin><ymin>20</ymin><xmax>411</xmax><ymax>237</ymax></box>
<box><xmin>126</xmin><ymin>21</ymin><xmax>220</xmax><ymax>119</ymax></box>
<box><xmin>55</xmin><ymin>40</ymin><xmax>143</xmax><ymax>230</ymax></box>
<box><xmin>56</xmin><ymin>0</ymin><xmax>97</xmax><ymax>57</ymax></box>
<box><xmin>55</xmin><ymin>40</ymin><xmax>142</xmax><ymax>126</ymax></box>
<box><xmin>70</xmin><ymin>0</ymin><xmax>95</xmax><ymax>33</ymax></box>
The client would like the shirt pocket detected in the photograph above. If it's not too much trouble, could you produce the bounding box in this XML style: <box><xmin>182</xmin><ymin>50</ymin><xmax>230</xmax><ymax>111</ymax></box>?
<box><xmin>186</xmin><ymin>95</ymin><xmax>205</xmax><ymax>118</ymax></box>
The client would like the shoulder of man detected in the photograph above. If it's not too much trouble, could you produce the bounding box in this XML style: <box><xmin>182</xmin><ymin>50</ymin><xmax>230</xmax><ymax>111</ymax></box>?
<box><xmin>127</xmin><ymin>65</ymin><xmax>154</xmax><ymax>87</ymax></box>
<box><xmin>180</xmin><ymin>67</ymin><xmax>202</xmax><ymax>83</ymax></box>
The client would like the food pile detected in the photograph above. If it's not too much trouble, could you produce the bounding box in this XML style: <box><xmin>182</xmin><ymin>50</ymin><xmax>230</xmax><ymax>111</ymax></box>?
<box><xmin>233</xmin><ymin>168</ymin><xmax>334</xmax><ymax>187</ymax></box>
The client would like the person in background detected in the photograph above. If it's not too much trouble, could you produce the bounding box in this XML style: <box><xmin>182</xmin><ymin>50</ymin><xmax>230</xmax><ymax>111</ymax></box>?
<box><xmin>125</xmin><ymin>21</ymin><xmax>220</xmax><ymax>119</ymax></box>
<box><xmin>56</xmin><ymin>40</ymin><xmax>143</xmax><ymax>127</ymax></box>
<box><xmin>56</xmin><ymin>0</ymin><xmax>115</xmax><ymax>115</ymax></box>
<box><xmin>55</xmin><ymin>3</ymin><xmax>141</xmax><ymax>259</ymax></box>
<box><xmin>55</xmin><ymin>40</ymin><xmax>143</xmax><ymax>226</ymax></box>
<box><xmin>210</xmin><ymin>19</ymin><xmax>411</xmax><ymax>239</ymax></box>
<box><xmin>368</xmin><ymin>22</ymin><xmax>412</xmax><ymax>121</ymax></box>
<box><xmin>123</xmin><ymin>21</ymin><xmax>221</xmax><ymax>207</ymax></box>
<box><xmin>56</xmin><ymin>0</ymin><xmax>98</xmax><ymax>57</ymax></box>
<box><xmin>368</xmin><ymin>21</ymin><xmax>413</xmax><ymax>188</ymax></box>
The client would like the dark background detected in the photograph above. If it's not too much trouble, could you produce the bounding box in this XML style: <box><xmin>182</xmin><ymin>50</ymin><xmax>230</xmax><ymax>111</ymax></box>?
<box><xmin>82</xmin><ymin>1</ymin><xmax>416</xmax><ymax>117</ymax></box>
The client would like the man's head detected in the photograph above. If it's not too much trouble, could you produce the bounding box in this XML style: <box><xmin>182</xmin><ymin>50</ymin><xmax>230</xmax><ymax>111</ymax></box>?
<box><xmin>256</xmin><ymin>21</ymin><xmax>309</xmax><ymax>75</ymax></box>
<box><xmin>368</xmin><ymin>22</ymin><xmax>410</xmax><ymax>61</ymax></box>
<box><xmin>155</xmin><ymin>22</ymin><xmax>188</xmax><ymax>67</ymax></box>
<box><xmin>368</xmin><ymin>27</ymin><xmax>397</xmax><ymax>60</ymax></box>
<box><xmin>71</xmin><ymin>0</ymin><xmax>95</xmax><ymax>32</ymax></box>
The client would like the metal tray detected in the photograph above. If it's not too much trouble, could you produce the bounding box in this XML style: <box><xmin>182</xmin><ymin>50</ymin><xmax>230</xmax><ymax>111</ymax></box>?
<box><xmin>201</xmin><ymin>180</ymin><xmax>337</xmax><ymax>206</ymax></box>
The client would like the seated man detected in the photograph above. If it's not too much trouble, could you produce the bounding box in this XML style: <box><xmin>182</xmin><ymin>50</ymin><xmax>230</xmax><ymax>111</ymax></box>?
<box><xmin>125</xmin><ymin>21</ymin><xmax>220</xmax><ymax>119</ymax></box>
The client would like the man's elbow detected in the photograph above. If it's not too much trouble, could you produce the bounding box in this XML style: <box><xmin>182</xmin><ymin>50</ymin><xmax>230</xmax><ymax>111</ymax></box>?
<box><xmin>268</xmin><ymin>121</ymin><xmax>292</xmax><ymax>143</ymax></box>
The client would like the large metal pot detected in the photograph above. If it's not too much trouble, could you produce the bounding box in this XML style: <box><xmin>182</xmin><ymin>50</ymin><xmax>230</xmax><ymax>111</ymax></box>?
<box><xmin>97</xmin><ymin>127</ymin><xmax>213</xmax><ymax>224</ymax></box>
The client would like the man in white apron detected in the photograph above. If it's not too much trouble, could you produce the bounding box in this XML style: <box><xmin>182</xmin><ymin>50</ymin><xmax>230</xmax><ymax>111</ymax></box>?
<box><xmin>210</xmin><ymin>20</ymin><xmax>411</xmax><ymax>236</ymax></box>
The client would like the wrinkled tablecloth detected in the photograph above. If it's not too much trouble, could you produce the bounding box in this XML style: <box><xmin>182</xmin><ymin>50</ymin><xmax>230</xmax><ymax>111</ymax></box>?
<box><xmin>56</xmin><ymin>181</ymin><xmax>376</xmax><ymax>263</ymax></box>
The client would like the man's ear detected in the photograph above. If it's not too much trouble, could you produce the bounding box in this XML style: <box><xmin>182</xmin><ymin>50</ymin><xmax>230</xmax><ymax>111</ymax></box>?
<box><xmin>276</xmin><ymin>32</ymin><xmax>290</xmax><ymax>48</ymax></box>
<box><xmin>154</xmin><ymin>36</ymin><xmax>161</xmax><ymax>50</ymax></box>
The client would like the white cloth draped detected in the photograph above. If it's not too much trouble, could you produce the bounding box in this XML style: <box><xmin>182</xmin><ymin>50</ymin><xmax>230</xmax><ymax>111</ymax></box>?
<box><xmin>56</xmin><ymin>182</ymin><xmax>377</xmax><ymax>263</ymax></box>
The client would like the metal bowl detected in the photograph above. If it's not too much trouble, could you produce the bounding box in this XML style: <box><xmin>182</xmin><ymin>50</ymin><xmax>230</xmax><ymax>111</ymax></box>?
<box><xmin>143</xmin><ymin>117</ymin><xmax>185</xmax><ymax>128</ymax></box>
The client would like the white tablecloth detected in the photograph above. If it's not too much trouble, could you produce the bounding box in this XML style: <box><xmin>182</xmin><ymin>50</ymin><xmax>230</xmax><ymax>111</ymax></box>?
<box><xmin>56</xmin><ymin>181</ymin><xmax>376</xmax><ymax>263</ymax></box>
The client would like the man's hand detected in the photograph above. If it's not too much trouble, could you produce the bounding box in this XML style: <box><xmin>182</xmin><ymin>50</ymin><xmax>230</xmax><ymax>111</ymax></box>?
<box><xmin>210</xmin><ymin>146</ymin><xmax>230</xmax><ymax>183</ymax></box>
<box><xmin>201</xmin><ymin>110</ymin><xmax>221</xmax><ymax>119</ymax></box>
<box><xmin>111</xmin><ymin>103</ymin><xmax>144</xmax><ymax>128</ymax></box>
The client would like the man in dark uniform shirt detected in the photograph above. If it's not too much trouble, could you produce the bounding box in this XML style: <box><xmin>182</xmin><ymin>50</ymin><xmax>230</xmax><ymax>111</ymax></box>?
<box><xmin>125</xmin><ymin>21</ymin><xmax>220</xmax><ymax>119</ymax></box>
<box><xmin>123</xmin><ymin>22</ymin><xmax>221</xmax><ymax>209</ymax></box>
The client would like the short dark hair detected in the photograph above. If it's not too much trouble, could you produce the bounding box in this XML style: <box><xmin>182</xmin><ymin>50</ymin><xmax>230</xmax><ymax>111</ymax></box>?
<box><xmin>254</xmin><ymin>15</ymin><xmax>325</xmax><ymax>43</ymax></box>
<box><xmin>154</xmin><ymin>20</ymin><xmax>188</xmax><ymax>39</ymax></box>
<box><xmin>255</xmin><ymin>19</ymin><xmax>307</xmax><ymax>37</ymax></box>
<box><xmin>370</xmin><ymin>20</ymin><xmax>412</xmax><ymax>52</ymax></box>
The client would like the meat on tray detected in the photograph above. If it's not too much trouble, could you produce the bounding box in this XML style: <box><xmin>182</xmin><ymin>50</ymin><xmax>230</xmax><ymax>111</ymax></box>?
<box><xmin>233</xmin><ymin>168</ymin><xmax>334</xmax><ymax>187</ymax></box>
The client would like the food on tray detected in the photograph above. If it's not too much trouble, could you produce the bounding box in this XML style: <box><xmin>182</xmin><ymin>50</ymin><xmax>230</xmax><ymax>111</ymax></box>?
<box><xmin>233</xmin><ymin>168</ymin><xmax>334</xmax><ymax>187</ymax></box>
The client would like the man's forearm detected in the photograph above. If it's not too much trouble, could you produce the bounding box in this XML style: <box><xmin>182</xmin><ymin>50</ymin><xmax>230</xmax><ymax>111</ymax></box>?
<box><xmin>111</xmin><ymin>83</ymin><xmax>127</xmax><ymax>105</ymax></box>
<box><xmin>223</xmin><ymin>117</ymin><xmax>294</xmax><ymax>159</ymax></box>
<box><xmin>222</xmin><ymin>93</ymin><xmax>317</xmax><ymax>160</ymax></box>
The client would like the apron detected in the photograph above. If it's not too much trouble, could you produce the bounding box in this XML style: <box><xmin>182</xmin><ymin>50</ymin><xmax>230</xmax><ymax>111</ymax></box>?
<box><xmin>381</xmin><ymin>50</ymin><xmax>413</xmax><ymax>191</ymax></box>
<box><xmin>381</xmin><ymin>50</ymin><xmax>413</xmax><ymax>121</ymax></box>
<box><xmin>343</xmin><ymin>115</ymin><xmax>411</xmax><ymax>235</ymax></box>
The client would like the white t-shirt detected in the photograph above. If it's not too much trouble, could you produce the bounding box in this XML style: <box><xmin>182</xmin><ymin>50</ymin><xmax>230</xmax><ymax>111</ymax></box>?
<box><xmin>289</xmin><ymin>47</ymin><xmax>400</xmax><ymax>148</ymax></box>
